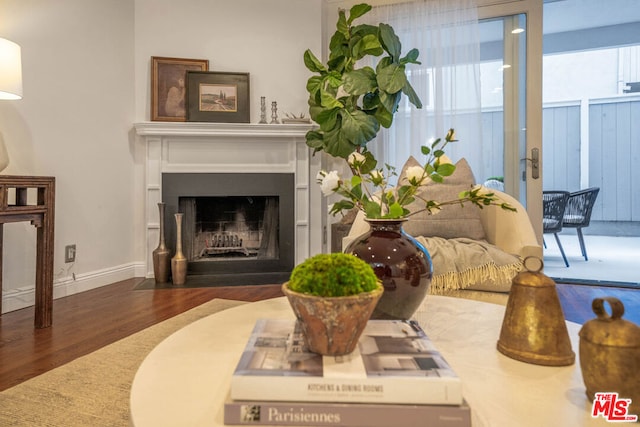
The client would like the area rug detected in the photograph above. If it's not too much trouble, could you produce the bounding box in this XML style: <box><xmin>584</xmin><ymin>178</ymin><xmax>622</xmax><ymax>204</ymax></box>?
<box><xmin>0</xmin><ymin>298</ymin><xmax>247</xmax><ymax>427</ymax></box>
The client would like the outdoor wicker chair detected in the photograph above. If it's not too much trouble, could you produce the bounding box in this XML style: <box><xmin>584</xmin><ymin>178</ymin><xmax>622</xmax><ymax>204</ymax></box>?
<box><xmin>543</xmin><ymin>190</ymin><xmax>570</xmax><ymax>267</ymax></box>
<box><xmin>562</xmin><ymin>187</ymin><xmax>600</xmax><ymax>261</ymax></box>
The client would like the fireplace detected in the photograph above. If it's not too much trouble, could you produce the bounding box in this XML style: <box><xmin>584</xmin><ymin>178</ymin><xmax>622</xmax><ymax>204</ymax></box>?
<box><xmin>162</xmin><ymin>172</ymin><xmax>294</xmax><ymax>284</ymax></box>
<box><xmin>135</xmin><ymin>121</ymin><xmax>323</xmax><ymax>287</ymax></box>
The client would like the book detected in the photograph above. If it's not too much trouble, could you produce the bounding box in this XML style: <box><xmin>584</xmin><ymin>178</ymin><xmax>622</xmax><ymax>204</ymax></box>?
<box><xmin>230</xmin><ymin>318</ymin><xmax>463</xmax><ymax>405</ymax></box>
<box><xmin>224</xmin><ymin>397</ymin><xmax>471</xmax><ymax>426</ymax></box>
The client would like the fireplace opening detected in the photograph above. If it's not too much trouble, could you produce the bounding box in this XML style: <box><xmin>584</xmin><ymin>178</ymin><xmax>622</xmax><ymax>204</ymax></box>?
<box><xmin>162</xmin><ymin>173</ymin><xmax>294</xmax><ymax>285</ymax></box>
<box><xmin>183</xmin><ymin>195</ymin><xmax>279</xmax><ymax>262</ymax></box>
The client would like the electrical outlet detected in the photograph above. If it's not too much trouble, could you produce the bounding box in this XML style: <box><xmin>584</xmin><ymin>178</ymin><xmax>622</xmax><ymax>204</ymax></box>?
<box><xmin>65</xmin><ymin>244</ymin><xmax>76</xmax><ymax>263</ymax></box>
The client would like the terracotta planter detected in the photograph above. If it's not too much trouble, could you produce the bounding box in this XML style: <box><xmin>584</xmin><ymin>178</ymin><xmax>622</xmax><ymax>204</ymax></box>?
<box><xmin>282</xmin><ymin>282</ymin><xmax>383</xmax><ymax>356</ymax></box>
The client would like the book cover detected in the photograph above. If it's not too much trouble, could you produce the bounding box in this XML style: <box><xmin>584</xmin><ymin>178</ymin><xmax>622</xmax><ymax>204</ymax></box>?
<box><xmin>230</xmin><ymin>319</ymin><xmax>462</xmax><ymax>405</ymax></box>
<box><xmin>224</xmin><ymin>397</ymin><xmax>471</xmax><ymax>426</ymax></box>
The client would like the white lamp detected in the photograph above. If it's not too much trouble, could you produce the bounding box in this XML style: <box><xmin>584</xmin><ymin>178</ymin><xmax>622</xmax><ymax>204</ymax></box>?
<box><xmin>0</xmin><ymin>37</ymin><xmax>23</xmax><ymax>100</ymax></box>
<box><xmin>0</xmin><ymin>37</ymin><xmax>22</xmax><ymax>172</ymax></box>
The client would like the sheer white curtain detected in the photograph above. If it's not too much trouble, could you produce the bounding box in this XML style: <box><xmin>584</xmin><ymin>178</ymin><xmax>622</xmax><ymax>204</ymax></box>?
<box><xmin>363</xmin><ymin>0</ymin><xmax>483</xmax><ymax>180</ymax></box>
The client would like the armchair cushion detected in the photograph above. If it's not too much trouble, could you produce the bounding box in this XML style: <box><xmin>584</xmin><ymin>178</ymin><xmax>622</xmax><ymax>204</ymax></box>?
<box><xmin>400</xmin><ymin>157</ymin><xmax>486</xmax><ymax>241</ymax></box>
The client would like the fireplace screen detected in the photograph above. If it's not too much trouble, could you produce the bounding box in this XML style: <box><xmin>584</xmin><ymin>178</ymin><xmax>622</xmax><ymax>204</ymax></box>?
<box><xmin>180</xmin><ymin>196</ymin><xmax>279</xmax><ymax>262</ymax></box>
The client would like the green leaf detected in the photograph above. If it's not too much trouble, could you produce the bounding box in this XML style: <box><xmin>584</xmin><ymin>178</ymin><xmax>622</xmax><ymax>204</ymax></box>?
<box><xmin>364</xmin><ymin>200</ymin><xmax>382</xmax><ymax>218</ymax></box>
<box><xmin>377</xmin><ymin>63</ymin><xmax>407</xmax><ymax>94</ymax></box>
<box><xmin>362</xmin><ymin>92</ymin><xmax>380</xmax><ymax>111</ymax></box>
<box><xmin>351</xmin><ymin>175</ymin><xmax>362</xmax><ymax>187</ymax></box>
<box><xmin>316</xmin><ymin>108</ymin><xmax>339</xmax><ymax>131</ymax></box>
<box><xmin>360</xmin><ymin>151</ymin><xmax>378</xmax><ymax>174</ymax></box>
<box><xmin>343</xmin><ymin>67</ymin><xmax>377</xmax><ymax>95</ymax></box>
<box><xmin>320</xmin><ymin>88</ymin><xmax>344</xmax><ymax>109</ymax></box>
<box><xmin>323</xmin><ymin>127</ymin><xmax>359</xmax><ymax>158</ymax></box>
<box><xmin>350</xmin><ymin>182</ymin><xmax>363</xmax><ymax>199</ymax></box>
<box><xmin>336</xmin><ymin>10</ymin><xmax>349</xmax><ymax>36</ymax></box>
<box><xmin>400</xmin><ymin>48</ymin><xmax>421</xmax><ymax>65</ymax></box>
<box><xmin>305</xmin><ymin>130</ymin><xmax>324</xmax><ymax>151</ymax></box>
<box><xmin>430</xmin><ymin>174</ymin><xmax>444</xmax><ymax>183</ymax></box>
<box><xmin>374</xmin><ymin>103</ymin><xmax>394</xmax><ymax>128</ymax></box>
<box><xmin>330</xmin><ymin>200</ymin><xmax>355</xmax><ymax>215</ymax></box>
<box><xmin>379</xmin><ymin>90</ymin><xmax>401</xmax><ymax>117</ymax></box>
<box><xmin>402</xmin><ymin>79</ymin><xmax>423</xmax><ymax>109</ymax></box>
<box><xmin>306</xmin><ymin>76</ymin><xmax>323</xmax><ymax>97</ymax></box>
<box><xmin>347</xmin><ymin>3</ymin><xmax>372</xmax><ymax>24</ymax></box>
<box><xmin>379</xmin><ymin>23</ymin><xmax>401</xmax><ymax>61</ymax></box>
<box><xmin>386</xmin><ymin>202</ymin><xmax>405</xmax><ymax>219</ymax></box>
<box><xmin>352</xmin><ymin>34</ymin><xmax>383</xmax><ymax>59</ymax></box>
<box><xmin>340</xmin><ymin>109</ymin><xmax>380</xmax><ymax>147</ymax></box>
<box><xmin>420</xmin><ymin>146</ymin><xmax>431</xmax><ymax>156</ymax></box>
<box><xmin>436</xmin><ymin>163</ymin><xmax>456</xmax><ymax>177</ymax></box>
<box><xmin>303</xmin><ymin>50</ymin><xmax>326</xmax><ymax>73</ymax></box>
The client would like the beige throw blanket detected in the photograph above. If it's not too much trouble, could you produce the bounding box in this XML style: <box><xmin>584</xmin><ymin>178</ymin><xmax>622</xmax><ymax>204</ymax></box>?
<box><xmin>415</xmin><ymin>236</ymin><xmax>522</xmax><ymax>294</ymax></box>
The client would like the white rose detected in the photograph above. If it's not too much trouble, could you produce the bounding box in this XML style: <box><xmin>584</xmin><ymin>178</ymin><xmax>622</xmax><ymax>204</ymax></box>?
<box><xmin>347</xmin><ymin>152</ymin><xmax>366</xmax><ymax>166</ymax></box>
<box><xmin>316</xmin><ymin>170</ymin><xmax>326</xmax><ymax>182</ymax></box>
<box><xmin>320</xmin><ymin>170</ymin><xmax>341</xmax><ymax>196</ymax></box>
<box><xmin>405</xmin><ymin>165</ymin><xmax>425</xmax><ymax>185</ymax></box>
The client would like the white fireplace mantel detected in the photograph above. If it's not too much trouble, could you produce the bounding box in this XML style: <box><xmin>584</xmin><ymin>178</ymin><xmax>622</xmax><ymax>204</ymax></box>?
<box><xmin>135</xmin><ymin>121</ymin><xmax>324</xmax><ymax>279</ymax></box>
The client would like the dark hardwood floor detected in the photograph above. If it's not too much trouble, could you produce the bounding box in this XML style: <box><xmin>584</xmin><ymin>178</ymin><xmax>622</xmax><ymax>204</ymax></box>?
<box><xmin>0</xmin><ymin>278</ymin><xmax>283</xmax><ymax>391</ymax></box>
<box><xmin>0</xmin><ymin>278</ymin><xmax>638</xmax><ymax>392</ymax></box>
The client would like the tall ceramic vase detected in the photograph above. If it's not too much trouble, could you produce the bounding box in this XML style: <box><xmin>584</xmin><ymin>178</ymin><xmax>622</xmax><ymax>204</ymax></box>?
<box><xmin>171</xmin><ymin>213</ymin><xmax>188</xmax><ymax>286</ymax></box>
<box><xmin>344</xmin><ymin>218</ymin><xmax>432</xmax><ymax>320</ymax></box>
<box><xmin>152</xmin><ymin>202</ymin><xmax>170</xmax><ymax>284</ymax></box>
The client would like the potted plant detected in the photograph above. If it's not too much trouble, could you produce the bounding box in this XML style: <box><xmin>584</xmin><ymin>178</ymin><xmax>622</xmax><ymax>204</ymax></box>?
<box><xmin>282</xmin><ymin>252</ymin><xmax>383</xmax><ymax>356</ymax></box>
<box><xmin>304</xmin><ymin>3</ymin><xmax>422</xmax><ymax>160</ymax></box>
<box><xmin>304</xmin><ymin>4</ymin><xmax>515</xmax><ymax>320</ymax></box>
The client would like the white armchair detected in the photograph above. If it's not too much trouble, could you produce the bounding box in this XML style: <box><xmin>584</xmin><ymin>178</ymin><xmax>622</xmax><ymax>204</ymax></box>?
<box><xmin>343</xmin><ymin>188</ymin><xmax>542</xmax><ymax>294</ymax></box>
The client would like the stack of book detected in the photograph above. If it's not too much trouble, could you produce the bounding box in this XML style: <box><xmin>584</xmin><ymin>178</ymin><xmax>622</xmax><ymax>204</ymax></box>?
<box><xmin>224</xmin><ymin>318</ymin><xmax>471</xmax><ymax>426</ymax></box>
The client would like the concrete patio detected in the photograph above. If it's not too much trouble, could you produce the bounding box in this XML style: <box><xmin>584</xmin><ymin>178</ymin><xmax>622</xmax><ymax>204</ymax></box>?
<box><xmin>543</xmin><ymin>231</ymin><xmax>640</xmax><ymax>287</ymax></box>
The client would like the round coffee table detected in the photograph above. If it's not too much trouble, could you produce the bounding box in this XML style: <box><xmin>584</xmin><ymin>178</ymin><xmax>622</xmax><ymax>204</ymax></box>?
<box><xmin>130</xmin><ymin>295</ymin><xmax>610</xmax><ymax>426</ymax></box>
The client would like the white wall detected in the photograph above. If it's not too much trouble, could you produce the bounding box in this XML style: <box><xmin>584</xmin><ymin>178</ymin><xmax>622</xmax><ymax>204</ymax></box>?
<box><xmin>0</xmin><ymin>0</ymin><xmax>323</xmax><ymax>313</ymax></box>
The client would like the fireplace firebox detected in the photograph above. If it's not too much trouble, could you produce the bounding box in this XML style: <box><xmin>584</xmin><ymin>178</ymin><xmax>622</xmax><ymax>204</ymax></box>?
<box><xmin>162</xmin><ymin>172</ymin><xmax>294</xmax><ymax>285</ymax></box>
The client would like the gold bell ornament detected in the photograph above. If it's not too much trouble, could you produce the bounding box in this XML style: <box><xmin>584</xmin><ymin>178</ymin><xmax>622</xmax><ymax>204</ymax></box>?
<box><xmin>497</xmin><ymin>257</ymin><xmax>575</xmax><ymax>366</ymax></box>
<box><xmin>579</xmin><ymin>297</ymin><xmax>640</xmax><ymax>417</ymax></box>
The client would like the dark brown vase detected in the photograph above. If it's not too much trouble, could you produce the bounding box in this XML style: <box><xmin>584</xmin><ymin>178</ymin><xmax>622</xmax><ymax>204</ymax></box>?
<box><xmin>152</xmin><ymin>202</ymin><xmax>170</xmax><ymax>284</ymax></box>
<box><xmin>344</xmin><ymin>219</ymin><xmax>432</xmax><ymax>320</ymax></box>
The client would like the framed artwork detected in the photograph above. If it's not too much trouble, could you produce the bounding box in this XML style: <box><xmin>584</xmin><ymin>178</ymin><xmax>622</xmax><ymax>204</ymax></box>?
<box><xmin>151</xmin><ymin>56</ymin><xmax>209</xmax><ymax>121</ymax></box>
<box><xmin>186</xmin><ymin>71</ymin><xmax>250</xmax><ymax>123</ymax></box>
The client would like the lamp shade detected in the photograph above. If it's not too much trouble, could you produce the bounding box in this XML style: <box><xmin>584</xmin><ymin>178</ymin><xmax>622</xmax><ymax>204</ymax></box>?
<box><xmin>0</xmin><ymin>37</ymin><xmax>23</xmax><ymax>100</ymax></box>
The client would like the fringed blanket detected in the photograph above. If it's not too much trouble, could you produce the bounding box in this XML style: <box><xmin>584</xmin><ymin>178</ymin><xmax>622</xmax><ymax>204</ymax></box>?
<box><xmin>414</xmin><ymin>236</ymin><xmax>522</xmax><ymax>294</ymax></box>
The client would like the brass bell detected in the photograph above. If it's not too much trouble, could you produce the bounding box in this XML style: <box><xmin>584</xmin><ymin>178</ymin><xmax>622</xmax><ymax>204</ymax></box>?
<box><xmin>497</xmin><ymin>257</ymin><xmax>575</xmax><ymax>366</ymax></box>
<box><xmin>579</xmin><ymin>297</ymin><xmax>640</xmax><ymax>417</ymax></box>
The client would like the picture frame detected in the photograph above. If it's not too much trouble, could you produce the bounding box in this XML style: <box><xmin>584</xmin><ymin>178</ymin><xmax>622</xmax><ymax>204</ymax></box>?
<box><xmin>151</xmin><ymin>56</ymin><xmax>209</xmax><ymax>122</ymax></box>
<box><xmin>186</xmin><ymin>71</ymin><xmax>250</xmax><ymax>123</ymax></box>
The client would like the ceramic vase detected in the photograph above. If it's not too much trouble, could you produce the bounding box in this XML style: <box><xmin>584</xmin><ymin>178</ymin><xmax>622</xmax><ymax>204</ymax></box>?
<box><xmin>171</xmin><ymin>213</ymin><xmax>187</xmax><ymax>286</ymax></box>
<box><xmin>344</xmin><ymin>219</ymin><xmax>432</xmax><ymax>320</ymax></box>
<box><xmin>152</xmin><ymin>202</ymin><xmax>171</xmax><ymax>284</ymax></box>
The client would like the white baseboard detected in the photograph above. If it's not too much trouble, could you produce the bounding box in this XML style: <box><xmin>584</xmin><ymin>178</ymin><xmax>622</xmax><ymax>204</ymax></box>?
<box><xmin>1</xmin><ymin>262</ymin><xmax>148</xmax><ymax>314</ymax></box>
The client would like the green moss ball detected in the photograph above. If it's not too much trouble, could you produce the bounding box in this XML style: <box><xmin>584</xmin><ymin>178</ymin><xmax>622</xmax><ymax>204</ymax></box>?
<box><xmin>288</xmin><ymin>253</ymin><xmax>379</xmax><ymax>297</ymax></box>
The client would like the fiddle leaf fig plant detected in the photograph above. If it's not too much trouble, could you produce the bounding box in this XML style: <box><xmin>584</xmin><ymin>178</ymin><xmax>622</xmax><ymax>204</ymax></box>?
<box><xmin>304</xmin><ymin>3</ymin><xmax>422</xmax><ymax>159</ymax></box>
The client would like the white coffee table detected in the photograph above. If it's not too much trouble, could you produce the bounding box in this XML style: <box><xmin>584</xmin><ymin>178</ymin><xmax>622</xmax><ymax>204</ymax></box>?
<box><xmin>130</xmin><ymin>295</ymin><xmax>611</xmax><ymax>426</ymax></box>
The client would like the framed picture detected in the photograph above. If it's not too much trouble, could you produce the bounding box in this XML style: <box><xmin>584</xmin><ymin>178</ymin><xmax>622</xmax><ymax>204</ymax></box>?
<box><xmin>186</xmin><ymin>71</ymin><xmax>250</xmax><ymax>123</ymax></box>
<box><xmin>151</xmin><ymin>56</ymin><xmax>209</xmax><ymax>121</ymax></box>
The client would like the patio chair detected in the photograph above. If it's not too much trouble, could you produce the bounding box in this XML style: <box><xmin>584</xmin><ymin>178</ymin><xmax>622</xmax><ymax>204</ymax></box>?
<box><xmin>543</xmin><ymin>191</ymin><xmax>570</xmax><ymax>267</ymax></box>
<box><xmin>562</xmin><ymin>187</ymin><xmax>600</xmax><ymax>261</ymax></box>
